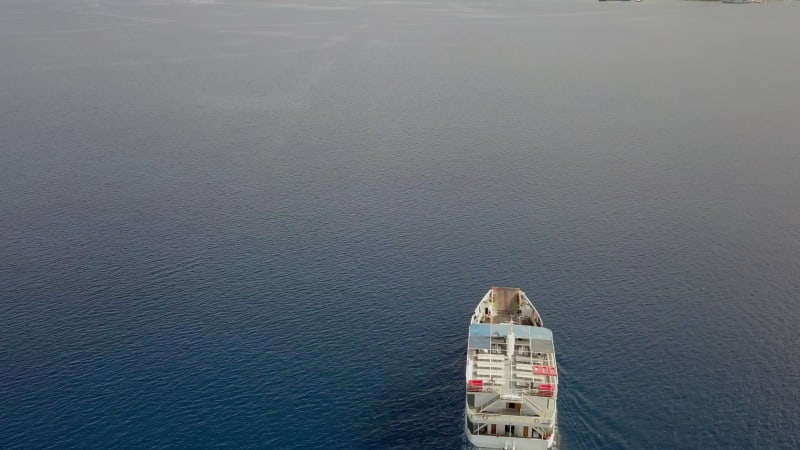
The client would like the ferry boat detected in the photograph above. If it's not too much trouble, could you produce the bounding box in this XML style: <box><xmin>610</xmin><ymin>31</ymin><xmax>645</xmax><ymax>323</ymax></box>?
<box><xmin>465</xmin><ymin>287</ymin><xmax>558</xmax><ymax>450</ymax></box>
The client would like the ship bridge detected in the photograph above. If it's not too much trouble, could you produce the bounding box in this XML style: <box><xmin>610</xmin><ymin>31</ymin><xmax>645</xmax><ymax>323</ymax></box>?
<box><xmin>468</xmin><ymin>324</ymin><xmax>554</xmax><ymax>354</ymax></box>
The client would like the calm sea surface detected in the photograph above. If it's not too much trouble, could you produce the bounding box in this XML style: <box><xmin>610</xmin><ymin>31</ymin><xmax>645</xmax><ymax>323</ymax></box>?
<box><xmin>1</xmin><ymin>0</ymin><xmax>799</xmax><ymax>448</ymax></box>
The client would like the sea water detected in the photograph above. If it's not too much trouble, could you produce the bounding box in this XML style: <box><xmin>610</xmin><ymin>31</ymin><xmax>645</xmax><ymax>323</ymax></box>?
<box><xmin>1</xmin><ymin>0</ymin><xmax>799</xmax><ymax>448</ymax></box>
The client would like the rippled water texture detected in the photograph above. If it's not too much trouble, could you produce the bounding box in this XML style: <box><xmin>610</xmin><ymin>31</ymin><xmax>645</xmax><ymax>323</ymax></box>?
<box><xmin>1</xmin><ymin>0</ymin><xmax>799</xmax><ymax>448</ymax></box>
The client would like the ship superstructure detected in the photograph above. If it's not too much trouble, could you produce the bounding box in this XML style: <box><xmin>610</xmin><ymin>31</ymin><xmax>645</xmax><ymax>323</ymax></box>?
<box><xmin>465</xmin><ymin>287</ymin><xmax>558</xmax><ymax>450</ymax></box>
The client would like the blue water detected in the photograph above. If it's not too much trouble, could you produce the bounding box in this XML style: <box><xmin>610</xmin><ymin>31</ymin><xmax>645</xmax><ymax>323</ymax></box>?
<box><xmin>2</xmin><ymin>0</ymin><xmax>799</xmax><ymax>448</ymax></box>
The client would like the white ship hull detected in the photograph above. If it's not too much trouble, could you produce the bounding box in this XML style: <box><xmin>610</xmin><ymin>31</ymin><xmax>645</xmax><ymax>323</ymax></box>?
<box><xmin>465</xmin><ymin>288</ymin><xmax>558</xmax><ymax>450</ymax></box>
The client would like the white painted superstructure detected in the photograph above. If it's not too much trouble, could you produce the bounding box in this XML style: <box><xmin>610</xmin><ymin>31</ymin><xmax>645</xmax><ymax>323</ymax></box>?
<box><xmin>465</xmin><ymin>287</ymin><xmax>558</xmax><ymax>450</ymax></box>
